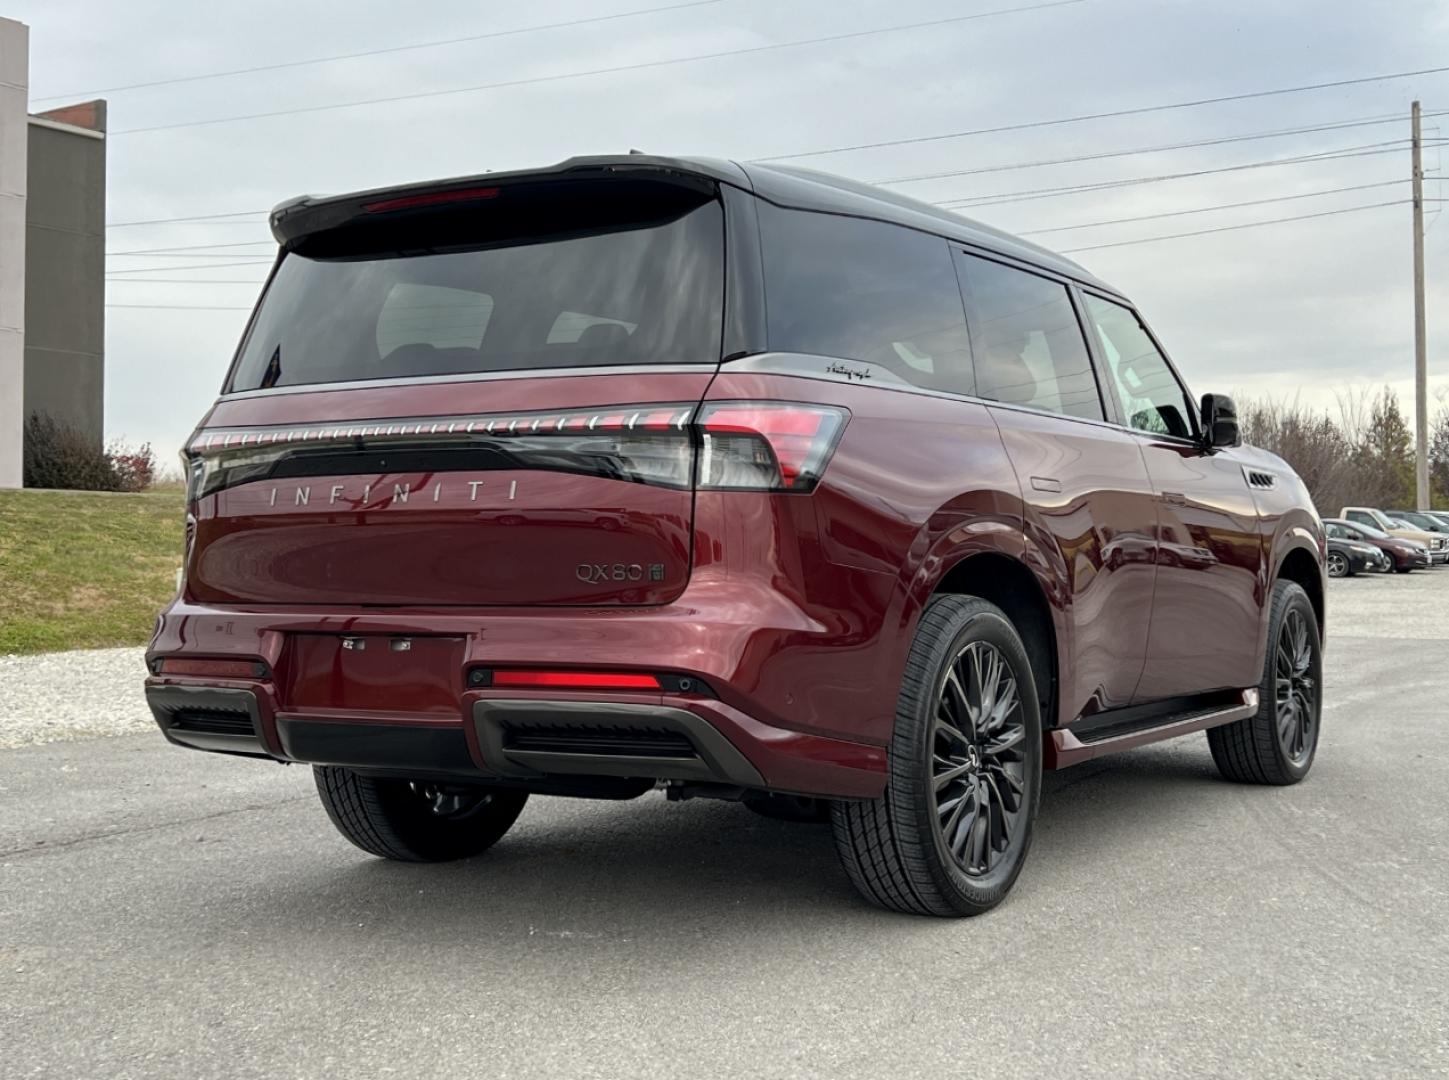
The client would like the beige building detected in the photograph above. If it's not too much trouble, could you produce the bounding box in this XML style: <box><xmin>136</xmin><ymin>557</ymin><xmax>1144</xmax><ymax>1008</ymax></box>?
<box><xmin>0</xmin><ymin>16</ymin><xmax>107</xmax><ymax>489</ymax></box>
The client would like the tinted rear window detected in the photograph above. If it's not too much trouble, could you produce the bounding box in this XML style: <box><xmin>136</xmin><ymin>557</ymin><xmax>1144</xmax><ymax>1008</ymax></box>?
<box><xmin>228</xmin><ymin>196</ymin><xmax>724</xmax><ymax>392</ymax></box>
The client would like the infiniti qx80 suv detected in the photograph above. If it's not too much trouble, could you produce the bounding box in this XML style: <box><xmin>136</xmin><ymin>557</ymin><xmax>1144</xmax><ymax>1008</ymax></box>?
<box><xmin>146</xmin><ymin>156</ymin><xmax>1325</xmax><ymax>917</ymax></box>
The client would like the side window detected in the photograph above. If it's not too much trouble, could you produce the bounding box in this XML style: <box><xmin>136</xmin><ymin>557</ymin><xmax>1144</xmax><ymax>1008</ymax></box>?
<box><xmin>376</xmin><ymin>283</ymin><xmax>493</xmax><ymax>360</ymax></box>
<box><xmin>1081</xmin><ymin>294</ymin><xmax>1195</xmax><ymax>439</ymax></box>
<box><xmin>758</xmin><ymin>204</ymin><xmax>975</xmax><ymax>396</ymax></box>
<box><xmin>956</xmin><ymin>253</ymin><xmax>1103</xmax><ymax>421</ymax></box>
<box><xmin>1325</xmin><ymin>523</ymin><xmax>1345</xmax><ymax>539</ymax></box>
<box><xmin>1346</xmin><ymin>511</ymin><xmax>1372</xmax><ymax>527</ymax></box>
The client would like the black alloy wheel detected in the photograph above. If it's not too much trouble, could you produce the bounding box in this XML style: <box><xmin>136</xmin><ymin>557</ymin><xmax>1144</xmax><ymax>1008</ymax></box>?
<box><xmin>931</xmin><ymin>640</ymin><xmax>1029</xmax><ymax>876</ymax></box>
<box><xmin>1274</xmin><ymin>607</ymin><xmax>1318</xmax><ymax>765</ymax></box>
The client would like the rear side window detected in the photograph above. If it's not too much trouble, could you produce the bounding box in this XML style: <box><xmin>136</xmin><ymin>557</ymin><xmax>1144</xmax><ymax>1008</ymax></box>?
<box><xmin>758</xmin><ymin>204</ymin><xmax>974</xmax><ymax>396</ymax></box>
<box><xmin>229</xmin><ymin>196</ymin><xmax>723</xmax><ymax>392</ymax></box>
<box><xmin>956</xmin><ymin>253</ymin><xmax>1103</xmax><ymax>422</ymax></box>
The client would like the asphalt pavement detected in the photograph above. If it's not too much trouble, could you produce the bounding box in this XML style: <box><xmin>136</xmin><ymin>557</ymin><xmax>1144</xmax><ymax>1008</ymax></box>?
<box><xmin>2</xmin><ymin>570</ymin><xmax>1447</xmax><ymax>1079</ymax></box>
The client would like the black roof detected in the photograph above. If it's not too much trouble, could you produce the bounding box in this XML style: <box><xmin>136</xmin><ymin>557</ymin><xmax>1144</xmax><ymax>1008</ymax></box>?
<box><xmin>270</xmin><ymin>153</ymin><xmax>1118</xmax><ymax>296</ymax></box>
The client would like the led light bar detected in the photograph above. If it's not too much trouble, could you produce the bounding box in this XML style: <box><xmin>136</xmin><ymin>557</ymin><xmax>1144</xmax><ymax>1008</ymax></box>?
<box><xmin>187</xmin><ymin>403</ymin><xmax>697</xmax><ymax>456</ymax></box>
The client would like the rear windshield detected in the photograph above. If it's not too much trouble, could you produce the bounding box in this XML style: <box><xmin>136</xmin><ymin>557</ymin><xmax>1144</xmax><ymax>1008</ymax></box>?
<box><xmin>228</xmin><ymin>195</ymin><xmax>724</xmax><ymax>392</ymax></box>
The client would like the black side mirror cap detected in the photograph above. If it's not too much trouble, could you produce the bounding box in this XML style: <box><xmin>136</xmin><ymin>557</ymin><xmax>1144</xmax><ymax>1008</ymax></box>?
<box><xmin>1201</xmin><ymin>393</ymin><xmax>1240</xmax><ymax>448</ymax></box>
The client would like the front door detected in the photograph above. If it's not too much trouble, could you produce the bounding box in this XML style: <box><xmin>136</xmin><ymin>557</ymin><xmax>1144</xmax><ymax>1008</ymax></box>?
<box><xmin>1078</xmin><ymin>291</ymin><xmax>1264</xmax><ymax>700</ymax></box>
<box><xmin>956</xmin><ymin>251</ymin><xmax>1158</xmax><ymax>722</ymax></box>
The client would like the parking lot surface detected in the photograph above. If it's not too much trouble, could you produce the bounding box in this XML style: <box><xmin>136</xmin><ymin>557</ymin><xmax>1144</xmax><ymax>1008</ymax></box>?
<box><xmin>2</xmin><ymin>569</ymin><xmax>1447</xmax><ymax>1078</ymax></box>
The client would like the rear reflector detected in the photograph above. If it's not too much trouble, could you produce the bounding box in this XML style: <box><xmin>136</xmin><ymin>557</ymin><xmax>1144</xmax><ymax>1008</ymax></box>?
<box><xmin>155</xmin><ymin>657</ymin><xmax>266</xmax><ymax>679</ymax></box>
<box><xmin>490</xmin><ymin>670</ymin><xmax>662</xmax><ymax>690</ymax></box>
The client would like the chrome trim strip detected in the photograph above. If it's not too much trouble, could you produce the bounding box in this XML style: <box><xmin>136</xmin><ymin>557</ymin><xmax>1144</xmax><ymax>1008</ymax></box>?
<box><xmin>721</xmin><ymin>352</ymin><xmax>1156</xmax><ymax>439</ymax></box>
<box><xmin>219</xmin><ymin>364</ymin><xmax>716</xmax><ymax>401</ymax></box>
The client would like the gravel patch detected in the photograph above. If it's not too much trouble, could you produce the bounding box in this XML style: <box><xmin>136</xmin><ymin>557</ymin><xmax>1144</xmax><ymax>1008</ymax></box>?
<box><xmin>0</xmin><ymin>647</ymin><xmax>152</xmax><ymax>749</ymax></box>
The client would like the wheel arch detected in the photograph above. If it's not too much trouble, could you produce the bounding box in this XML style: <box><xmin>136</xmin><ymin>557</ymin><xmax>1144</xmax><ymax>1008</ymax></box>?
<box><xmin>930</xmin><ymin>551</ymin><xmax>1061</xmax><ymax>731</ymax></box>
<box><xmin>1273</xmin><ymin>537</ymin><xmax>1325</xmax><ymax>637</ymax></box>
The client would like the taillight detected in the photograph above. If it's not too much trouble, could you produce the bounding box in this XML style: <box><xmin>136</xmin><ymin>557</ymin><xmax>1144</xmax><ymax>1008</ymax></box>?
<box><xmin>153</xmin><ymin>657</ymin><xmax>268</xmax><ymax>679</ymax></box>
<box><xmin>490</xmin><ymin>670</ymin><xmax>662</xmax><ymax>690</ymax></box>
<box><xmin>184</xmin><ymin>400</ymin><xmax>847</xmax><ymax>499</ymax></box>
<box><xmin>697</xmin><ymin>402</ymin><xmax>847</xmax><ymax>492</ymax></box>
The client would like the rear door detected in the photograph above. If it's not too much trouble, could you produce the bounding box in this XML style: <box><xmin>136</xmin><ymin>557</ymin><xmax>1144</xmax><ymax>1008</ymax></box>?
<box><xmin>1077</xmin><ymin>291</ymin><xmax>1265</xmax><ymax>699</ymax></box>
<box><xmin>185</xmin><ymin>176</ymin><xmax>727</xmax><ymax>608</ymax></box>
<box><xmin>956</xmin><ymin>251</ymin><xmax>1158</xmax><ymax>717</ymax></box>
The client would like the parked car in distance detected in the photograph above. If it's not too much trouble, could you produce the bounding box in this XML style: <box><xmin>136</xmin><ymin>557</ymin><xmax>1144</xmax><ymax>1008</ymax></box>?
<box><xmin>1340</xmin><ymin>506</ymin><xmax>1449</xmax><ymax>563</ymax></box>
<box><xmin>143</xmin><ymin>155</ymin><xmax>1327</xmax><ymax>918</ymax></box>
<box><xmin>1386</xmin><ymin>509</ymin><xmax>1449</xmax><ymax>536</ymax></box>
<box><xmin>1324</xmin><ymin>518</ymin><xmax>1428</xmax><ymax>572</ymax></box>
<box><xmin>1323</xmin><ymin>522</ymin><xmax>1391</xmax><ymax>576</ymax></box>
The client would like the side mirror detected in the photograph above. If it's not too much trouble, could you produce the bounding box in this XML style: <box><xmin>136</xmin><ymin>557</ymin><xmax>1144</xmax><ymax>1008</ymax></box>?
<box><xmin>1200</xmin><ymin>393</ymin><xmax>1239</xmax><ymax>449</ymax></box>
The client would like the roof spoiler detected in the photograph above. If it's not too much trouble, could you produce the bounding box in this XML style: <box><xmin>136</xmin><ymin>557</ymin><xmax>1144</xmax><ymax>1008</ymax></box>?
<box><xmin>268</xmin><ymin>155</ymin><xmax>750</xmax><ymax>247</ymax></box>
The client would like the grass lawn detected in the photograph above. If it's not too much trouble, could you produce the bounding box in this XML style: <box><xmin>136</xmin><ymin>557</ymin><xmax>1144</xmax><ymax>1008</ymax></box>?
<box><xmin>0</xmin><ymin>488</ymin><xmax>185</xmax><ymax>655</ymax></box>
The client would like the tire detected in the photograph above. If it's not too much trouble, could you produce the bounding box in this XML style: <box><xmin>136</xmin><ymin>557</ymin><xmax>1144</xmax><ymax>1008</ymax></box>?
<box><xmin>1395</xmin><ymin>563</ymin><xmax>1412</xmax><ymax>574</ymax></box>
<box><xmin>743</xmin><ymin>793</ymin><xmax>832</xmax><ymax>822</ymax></box>
<box><xmin>831</xmin><ymin>595</ymin><xmax>1042</xmax><ymax>917</ymax></box>
<box><xmin>313</xmin><ymin>766</ymin><xmax>528</xmax><ymax>862</ymax></box>
<box><xmin>1207</xmin><ymin>579</ymin><xmax>1321</xmax><ymax>786</ymax></box>
<box><xmin>1325</xmin><ymin>551</ymin><xmax>1349</xmax><ymax>578</ymax></box>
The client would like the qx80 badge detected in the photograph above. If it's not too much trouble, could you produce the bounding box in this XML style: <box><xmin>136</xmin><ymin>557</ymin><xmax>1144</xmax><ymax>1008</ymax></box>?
<box><xmin>576</xmin><ymin>563</ymin><xmax>666</xmax><ymax>584</ymax></box>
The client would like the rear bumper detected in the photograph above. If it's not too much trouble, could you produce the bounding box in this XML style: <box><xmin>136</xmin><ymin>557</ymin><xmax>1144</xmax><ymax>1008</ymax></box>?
<box><xmin>145</xmin><ymin>654</ymin><xmax>886</xmax><ymax>802</ymax></box>
<box><xmin>146</xmin><ymin>581</ymin><xmax>895</xmax><ymax>798</ymax></box>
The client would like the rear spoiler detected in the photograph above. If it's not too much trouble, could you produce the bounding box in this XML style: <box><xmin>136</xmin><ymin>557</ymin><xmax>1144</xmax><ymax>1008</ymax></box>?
<box><xmin>268</xmin><ymin>155</ymin><xmax>751</xmax><ymax>248</ymax></box>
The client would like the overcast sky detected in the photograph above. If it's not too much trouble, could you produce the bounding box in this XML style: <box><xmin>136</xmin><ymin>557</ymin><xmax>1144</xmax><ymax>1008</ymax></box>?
<box><xmin>9</xmin><ymin>0</ymin><xmax>1449</xmax><ymax>457</ymax></box>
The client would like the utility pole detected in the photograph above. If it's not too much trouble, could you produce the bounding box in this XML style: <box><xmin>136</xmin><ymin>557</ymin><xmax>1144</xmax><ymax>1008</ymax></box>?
<box><xmin>1413</xmin><ymin>100</ymin><xmax>1429</xmax><ymax>509</ymax></box>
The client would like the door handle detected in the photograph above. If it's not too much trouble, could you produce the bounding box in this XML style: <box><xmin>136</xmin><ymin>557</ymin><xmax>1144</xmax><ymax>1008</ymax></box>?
<box><xmin>1030</xmin><ymin>476</ymin><xmax>1062</xmax><ymax>493</ymax></box>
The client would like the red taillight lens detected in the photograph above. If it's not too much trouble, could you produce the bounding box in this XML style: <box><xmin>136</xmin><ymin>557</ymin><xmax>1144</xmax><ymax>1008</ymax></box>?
<box><xmin>697</xmin><ymin>402</ymin><xmax>847</xmax><ymax>492</ymax></box>
<box><xmin>155</xmin><ymin>657</ymin><xmax>265</xmax><ymax>679</ymax></box>
<box><xmin>491</xmin><ymin>670</ymin><xmax>662</xmax><ymax>690</ymax></box>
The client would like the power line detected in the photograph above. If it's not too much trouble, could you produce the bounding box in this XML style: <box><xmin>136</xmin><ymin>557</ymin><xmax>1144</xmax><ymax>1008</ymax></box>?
<box><xmin>1019</xmin><ymin>180</ymin><xmax>1409</xmax><ymax>235</ymax></box>
<box><xmin>106</xmin><ymin>260</ymin><xmax>277</xmax><ymax>275</ymax></box>
<box><xmin>110</xmin><ymin>0</ymin><xmax>1090</xmax><ymax>136</ymax></box>
<box><xmin>107</xmin><ymin>242</ymin><xmax>272</xmax><ymax>257</ymax></box>
<box><xmin>33</xmin><ymin>0</ymin><xmax>724</xmax><ymax>101</ymax></box>
<box><xmin>106</xmin><ymin>304</ymin><xmax>254</xmax><ymax>311</ymax></box>
<box><xmin>107</xmin><ymin>250</ymin><xmax>273</xmax><ymax>258</ymax></box>
<box><xmin>935</xmin><ymin>142</ymin><xmax>1418</xmax><ymax>209</ymax></box>
<box><xmin>108</xmin><ymin>210</ymin><xmax>269</xmax><ymax>229</ymax></box>
<box><xmin>100</xmin><ymin>113</ymin><xmax>1444</xmax><ymax>234</ymax></box>
<box><xmin>1058</xmin><ymin>200</ymin><xmax>1403</xmax><ymax>254</ymax></box>
<box><xmin>875</xmin><ymin>112</ymin><xmax>1449</xmax><ymax>186</ymax></box>
<box><xmin>750</xmin><ymin>65</ymin><xmax>1449</xmax><ymax>163</ymax></box>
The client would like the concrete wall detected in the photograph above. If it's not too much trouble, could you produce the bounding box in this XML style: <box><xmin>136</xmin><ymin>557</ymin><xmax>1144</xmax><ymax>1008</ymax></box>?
<box><xmin>0</xmin><ymin>17</ymin><xmax>26</xmax><ymax>488</ymax></box>
<box><xmin>24</xmin><ymin>107</ymin><xmax>106</xmax><ymax>445</ymax></box>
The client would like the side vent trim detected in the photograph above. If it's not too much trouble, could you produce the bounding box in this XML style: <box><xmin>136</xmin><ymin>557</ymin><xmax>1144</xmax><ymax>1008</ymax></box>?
<box><xmin>1243</xmin><ymin>466</ymin><xmax>1277</xmax><ymax>490</ymax></box>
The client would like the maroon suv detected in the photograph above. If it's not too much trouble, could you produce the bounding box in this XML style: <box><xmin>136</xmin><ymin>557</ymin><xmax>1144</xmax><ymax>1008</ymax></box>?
<box><xmin>146</xmin><ymin>156</ymin><xmax>1325</xmax><ymax>916</ymax></box>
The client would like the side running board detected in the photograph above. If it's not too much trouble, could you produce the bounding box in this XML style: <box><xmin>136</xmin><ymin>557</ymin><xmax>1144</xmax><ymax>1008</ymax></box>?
<box><xmin>1046</xmin><ymin>689</ymin><xmax>1259</xmax><ymax>769</ymax></box>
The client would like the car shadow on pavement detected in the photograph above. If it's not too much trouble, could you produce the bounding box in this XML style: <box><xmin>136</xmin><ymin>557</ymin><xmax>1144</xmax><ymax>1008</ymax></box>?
<box><xmin>244</xmin><ymin>739</ymin><xmax>1237</xmax><ymax>942</ymax></box>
